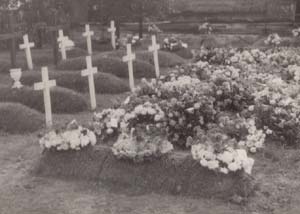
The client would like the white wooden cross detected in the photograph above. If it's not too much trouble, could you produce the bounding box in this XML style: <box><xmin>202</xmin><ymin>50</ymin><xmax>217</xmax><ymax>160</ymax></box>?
<box><xmin>57</xmin><ymin>30</ymin><xmax>68</xmax><ymax>60</ymax></box>
<box><xmin>19</xmin><ymin>34</ymin><xmax>35</xmax><ymax>70</ymax></box>
<box><xmin>81</xmin><ymin>56</ymin><xmax>98</xmax><ymax>110</ymax></box>
<box><xmin>122</xmin><ymin>44</ymin><xmax>136</xmax><ymax>92</ymax></box>
<box><xmin>34</xmin><ymin>67</ymin><xmax>56</xmax><ymax>128</ymax></box>
<box><xmin>82</xmin><ymin>24</ymin><xmax>94</xmax><ymax>55</ymax></box>
<box><xmin>108</xmin><ymin>20</ymin><xmax>116</xmax><ymax>49</ymax></box>
<box><xmin>148</xmin><ymin>35</ymin><xmax>161</xmax><ymax>78</ymax></box>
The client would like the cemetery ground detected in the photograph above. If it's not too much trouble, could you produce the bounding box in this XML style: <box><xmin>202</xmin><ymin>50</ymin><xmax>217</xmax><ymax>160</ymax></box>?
<box><xmin>2</xmin><ymin>31</ymin><xmax>300</xmax><ymax>214</ymax></box>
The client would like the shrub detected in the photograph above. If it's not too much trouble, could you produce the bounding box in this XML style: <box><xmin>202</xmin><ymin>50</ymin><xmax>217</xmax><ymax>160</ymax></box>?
<box><xmin>0</xmin><ymin>85</ymin><xmax>88</xmax><ymax>114</ymax></box>
<box><xmin>0</xmin><ymin>102</ymin><xmax>43</xmax><ymax>133</ymax></box>
<box><xmin>101</xmin><ymin>50</ymin><xmax>186</xmax><ymax>68</ymax></box>
<box><xmin>21</xmin><ymin>71</ymin><xmax>129</xmax><ymax>94</ymax></box>
<box><xmin>57</xmin><ymin>55</ymin><xmax>156</xmax><ymax>78</ymax></box>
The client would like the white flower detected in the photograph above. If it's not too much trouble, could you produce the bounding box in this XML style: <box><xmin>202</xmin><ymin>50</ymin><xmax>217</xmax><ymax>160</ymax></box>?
<box><xmin>87</xmin><ymin>131</ymin><xmax>97</xmax><ymax>146</ymax></box>
<box><xmin>228</xmin><ymin>162</ymin><xmax>241</xmax><ymax>172</ymax></box>
<box><xmin>220</xmin><ymin>167</ymin><xmax>229</xmax><ymax>174</ymax></box>
<box><xmin>207</xmin><ymin>160</ymin><xmax>219</xmax><ymax>170</ymax></box>
<box><xmin>243</xmin><ymin>157</ymin><xmax>255</xmax><ymax>175</ymax></box>
<box><xmin>217</xmin><ymin>151</ymin><xmax>234</xmax><ymax>164</ymax></box>
<box><xmin>200</xmin><ymin>159</ymin><xmax>208</xmax><ymax>167</ymax></box>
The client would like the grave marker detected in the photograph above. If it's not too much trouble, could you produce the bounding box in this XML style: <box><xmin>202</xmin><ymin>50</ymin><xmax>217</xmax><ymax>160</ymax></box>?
<box><xmin>122</xmin><ymin>44</ymin><xmax>136</xmax><ymax>92</ymax></box>
<box><xmin>57</xmin><ymin>30</ymin><xmax>68</xmax><ymax>60</ymax></box>
<box><xmin>10</xmin><ymin>68</ymin><xmax>23</xmax><ymax>89</ymax></box>
<box><xmin>108</xmin><ymin>21</ymin><xmax>116</xmax><ymax>49</ymax></box>
<box><xmin>82</xmin><ymin>24</ymin><xmax>94</xmax><ymax>55</ymax></box>
<box><xmin>81</xmin><ymin>56</ymin><xmax>98</xmax><ymax>110</ymax></box>
<box><xmin>148</xmin><ymin>35</ymin><xmax>160</xmax><ymax>78</ymax></box>
<box><xmin>19</xmin><ymin>34</ymin><xmax>35</xmax><ymax>70</ymax></box>
<box><xmin>34</xmin><ymin>67</ymin><xmax>56</xmax><ymax>128</ymax></box>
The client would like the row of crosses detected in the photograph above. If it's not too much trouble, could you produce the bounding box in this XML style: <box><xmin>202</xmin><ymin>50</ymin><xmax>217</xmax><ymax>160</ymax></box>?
<box><xmin>15</xmin><ymin>20</ymin><xmax>161</xmax><ymax>129</ymax></box>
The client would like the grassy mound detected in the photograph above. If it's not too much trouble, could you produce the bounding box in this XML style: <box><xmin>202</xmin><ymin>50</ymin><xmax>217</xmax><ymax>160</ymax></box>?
<box><xmin>78</xmin><ymin>39</ymin><xmax>113</xmax><ymax>52</ymax></box>
<box><xmin>100</xmin><ymin>50</ymin><xmax>186</xmax><ymax>68</ymax></box>
<box><xmin>35</xmin><ymin>145</ymin><xmax>255</xmax><ymax>199</ymax></box>
<box><xmin>172</xmin><ymin>48</ymin><xmax>194</xmax><ymax>59</ymax></box>
<box><xmin>0</xmin><ymin>85</ymin><xmax>88</xmax><ymax>114</ymax></box>
<box><xmin>57</xmin><ymin>55</ymin><xmax>155</xmax><ymax>78</ymax></box>
<box><xmin>32</xmin><ymin>48</ymin><xmax>88</xmax><ymax>66</ymax></box>
<box><xmin>0</xmin><ymin>59</ymin><xmax>27</xmax><ymax>74</ymax></box>
<box><xmin>67</xmin><ymin>47</ymin><xmax>88</xmax><ymax>58</ymax></box>
<box><xmin>21</xmin><ymin>71</ymin><xmax>129</xmax><ymax>94</ymax></box>
<box><xmin>0</xmin><ymin>102</ymin><xmax>43</xmax><ymax>133</ymax></box>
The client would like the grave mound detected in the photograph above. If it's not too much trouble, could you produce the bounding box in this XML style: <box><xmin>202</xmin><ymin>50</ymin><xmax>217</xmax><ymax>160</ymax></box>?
<box><xmin>100</xmin><ymin>50</ymin><xmax>186</xmax><ymax>68</ymax></box>
<box><xmin>32</xmin><ymin>48</ymin><xmax>88</xmax><ymax>66</ymax></box>
<box><xmin>21</xmin><ymin>71</ymin><xmax>129</xmax><ymax>94</ymax></box>
<box><xmin>34</xmin><ymin>145</ymin><xmax>256</xmax><ymax>200</ymax></box>
<box><xmin>0</xmin><ymin>59</ymin><xmax>27</xmax><ymax>74</ymax></box>
<box><xmin>172</xmin><ymin>48</ymin><xmax>194</xmax><ymax>59</ymax></box>
<box><xmin>78</xmin><ymin>39</ymin><xmax>113</xmax><ymax>52</ymax></box>
<box><xmin>0</xmin><ymin>85</ymin><xmax>88</xmax><ymax>114</ymax></box>
<box><xmin>57</xmin><ymin>55</ymin><xmax>156</xmax><ymax>78</ymax></box>
<box><xmin>0</xmin><ymin>102</ymin><xmax>43</xmax><ymax>133</ymax></box>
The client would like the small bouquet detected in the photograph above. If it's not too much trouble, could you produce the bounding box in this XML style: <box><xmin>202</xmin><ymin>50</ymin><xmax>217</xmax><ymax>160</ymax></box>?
<box><xmin>198</xmin><ymin>22</ymin><xmax>213</xmax><ymax>35</ymax></box>
<box><xmin>292</xmin><ymin>27</ymin><xmax>300</xmax><ymax>37</ymax></box>
<box><xmin>39</xmin><ymin>120</ymin><xmax>97</xmax><ymax>151</ymax></box>
<box><xmin>264</xmin><ymin>33</ymin><xmax>281</xmax><ymax>46</ymax></box>
<box><xmin>162</xmin><ymin>37</ymin><xmax>188</xmax><ymax>52</ymax></box>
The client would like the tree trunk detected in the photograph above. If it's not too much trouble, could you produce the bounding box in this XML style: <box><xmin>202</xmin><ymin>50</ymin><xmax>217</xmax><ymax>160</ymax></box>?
<box><xmin>138</xmin><ymin>14</ymin><xmax>143</xmax><ymax>39</ymax></box>
<box><xmin>116</xmin><ymin>18</ymin><xmax>121</xmax><ymax>39</ymax></box>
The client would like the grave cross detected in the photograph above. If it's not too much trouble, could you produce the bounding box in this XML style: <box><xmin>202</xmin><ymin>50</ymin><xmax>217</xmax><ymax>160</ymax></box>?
<box><xmin>57</xmin><ymin>30</ymin><xmax>68</xmax><ymax>60</ymax></box>
<box><xmin>81</xmin><ymin>56</ymin><xmax>98</xmax><ymax>110</ymax></box>
<box><xmin>148</xmin><ymin>35</ymin><xmax>161</xmax><ymax>78</ymax></box>
<box><xmin>108</xmin><ymin>21</ymin><xmax>116</xmax><ymax>49</ymax></box>
<box><xmin>122</xmin><ymin>44</ymin><xmax>136</xmax><ymax>92</ymax></box>
<box><xmin>19</xmin><ymin>34</ymin><xmax>35</xmax><ymax>70</ymax></box>
<box><xmin>82</xmin><ymin>24</ymin><xmax>94</xmax><ymax>55</ymax></box>
<box><xmin>34</xmin><ymin>67</ymin><xmax>56</xmax><ymax>128</ymax></box>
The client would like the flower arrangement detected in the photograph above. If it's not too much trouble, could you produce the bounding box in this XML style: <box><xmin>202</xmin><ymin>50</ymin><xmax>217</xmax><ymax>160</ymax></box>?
<box><xmin>292</xmin><ymin>28</ymin><xmax>300</xmax><ymax>37</ymax></box>
<box><xmin>192</xmin><ymin>144</ymin><xmax>254</xmax><ymax>175</ymax></box>
<box><xmin>112</xmin><ymin>127</ymin><xmax>173</xmax><ymax>162</ymax></box>
<box><xmin>39</xmin><ymin>120</ymin><xmax>97</xmax><ymax>151</ymax></box>
<box><xmin>264</xmin><ymin>33</ymin><xmax>282</xmax><ymax>46</ymax></box>
<box><xmin>198</xmin><ymin>22</ymin><xmax>213</xmax><ymax>35</ymax></box>
<box><xmin>162</xmin><ymin>37</ymin><xmax>188</xmax><ymax>52</ymax></box>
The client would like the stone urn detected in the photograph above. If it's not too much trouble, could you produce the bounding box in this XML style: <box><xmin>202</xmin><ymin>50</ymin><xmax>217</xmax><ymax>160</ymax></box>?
<box><xmin>10</xmin><ymin>68</ymin><xmax>23</xmax><ymax>89</ymax></box>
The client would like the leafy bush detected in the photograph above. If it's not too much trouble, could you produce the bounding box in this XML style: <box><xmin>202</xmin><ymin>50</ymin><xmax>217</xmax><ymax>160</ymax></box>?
<box><xmin>0</xmin><ymin>85</ymin><xmax>88</xmax><ymax>114</ymax></box>
<box><xmin>101</xmin><ymin>50</ymin><xmax>185</xmax><ymax>68</ymax></box>
<box><xmin>0</xmin><ymin>102</ymin><xmax>43</xmax><ymax>133</ymax></box>
<box><xmin>57</xmin><ymin>55</ymin><xmax>155</xmax><ymax>78</ymax></box>
<box><xmin>21</xmin><ymin>71</ymin><xmax>129</xmax><ymax>94</ymax></box>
